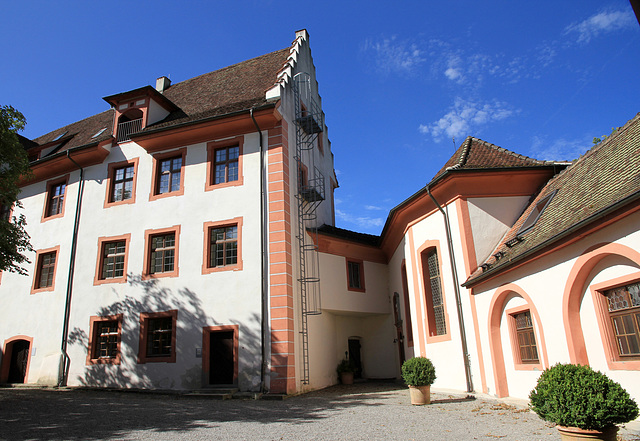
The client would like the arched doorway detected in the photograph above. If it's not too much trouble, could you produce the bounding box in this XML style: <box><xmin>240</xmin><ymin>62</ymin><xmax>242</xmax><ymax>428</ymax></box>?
<box><xmin>1</xmin><ymin>336</ymin><xmax>33</xmax><ymax>384</ymax></box>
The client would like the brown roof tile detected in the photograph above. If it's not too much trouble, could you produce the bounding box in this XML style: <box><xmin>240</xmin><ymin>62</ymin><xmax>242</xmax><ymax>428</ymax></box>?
<box><xmin>432</xmin><ymin>137</ymin><xmax>556</xmax><ymax>182</ymax></box>
<box><xmin>27</xmin><ymin>47</ymin><xmax>291</xmax><ymax>156</ymax></box>
<box><xmin>466</xmin><ymin>112</ymin><xmax>640</xmax><ymax>285</ymax></box>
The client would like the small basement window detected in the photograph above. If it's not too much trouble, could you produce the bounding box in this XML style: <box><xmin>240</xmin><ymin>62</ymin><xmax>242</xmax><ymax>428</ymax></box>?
<box><xmin>517</xmin><ymin>190</ymin><xmax>557</xmax><ymax>236</ymax></box>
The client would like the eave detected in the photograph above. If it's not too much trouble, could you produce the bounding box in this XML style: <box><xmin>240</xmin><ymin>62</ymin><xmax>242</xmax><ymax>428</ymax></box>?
<box><xmin>312</xmin><ymin>232</ymin><xmax>386</xmax><ymax>264</ymax></box>
<box><xmin>132</xmin><ymin>105</ymin><xmax>280</xmax><ymax>153</ymax></box>
<box><xmin>379</xmin><ymin>167</ymin><xmax>559</xmax><ymax>259</ymax></box>
<box><xmin>20</xmin><ymin>140</ymin><xmax>111</xmax><ymax>185</ymax></box>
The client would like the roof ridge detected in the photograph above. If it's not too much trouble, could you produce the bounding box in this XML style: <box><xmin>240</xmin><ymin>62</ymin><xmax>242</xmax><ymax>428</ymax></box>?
<box><xmin>470</xmin><ymin>136</ymin><xmax>550</xmax><ymax>165</ymax></box>
<box><xmin>571</xmin><ymin>111</ymin><xmax>640</xmax><ymax>165</ymax></box>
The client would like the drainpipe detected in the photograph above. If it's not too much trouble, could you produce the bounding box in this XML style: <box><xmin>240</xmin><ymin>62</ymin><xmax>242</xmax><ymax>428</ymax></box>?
<box><xmin>250</xmin><ymin>108</ymin><xmax>268</xmax><ymax>394</ymax></box>
<box><xmin>58</xmin><ymin>151</ymin><xmax>85</xmax><ymax>387</ymax></box>
<box><xmin>426</xmin><ymin>184</ymin><xmax>473</xmax><ymax>393</ymax></box>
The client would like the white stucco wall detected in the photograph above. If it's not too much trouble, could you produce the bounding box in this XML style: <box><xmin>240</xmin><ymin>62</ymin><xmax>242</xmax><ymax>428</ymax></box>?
<box><xmin>471</xmin><ymin>211</ymin><xmax>640</xmax><ymax>405</ymax></box>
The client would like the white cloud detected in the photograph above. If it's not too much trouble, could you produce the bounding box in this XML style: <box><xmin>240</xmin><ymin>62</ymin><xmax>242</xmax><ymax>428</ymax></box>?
<box><xmin>529</xmin><ymin>135</ymin><xmax>591</xmax><ymax>161</ymax></box>
<box><xmin>419</xmin><ymin>98</ymin><xmax>517</xmax><ymax>142</ymax></box>
<box><xmin>565</xmin><ymin>10</ymin><xmax>635</xmax><ymax>43</ymax></box>
<box><xmin>364</xmin><ymin>205</ymin><xmax>385</xmax><ymax>211</ymax></box>
<box><xmin>444</xmin><ymin>55</ymin><xmax>464</xmax><ymax>83</ymax></box>
<box><xmin>362</xmin><ymin>36</ymin><xmax>425</xmax><ymax>75</ymax></box>
<box><xmin>336</xmin><ymin>209</ymin><xmax>385</xmax><ymax>231</ymax></box>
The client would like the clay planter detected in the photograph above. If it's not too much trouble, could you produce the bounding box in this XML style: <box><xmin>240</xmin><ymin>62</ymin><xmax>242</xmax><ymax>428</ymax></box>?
<box><xmin>408</xmin><ymin>385</ymin><xmax>431</xmax><ymax>405</ymax></box>
<box><xmin>557</xmin><ymin>425</ymin><xmax>618</xmax><ymax>441</ymax></box>
<box><xmin>340</xmin><ymin>372</ymin><xmax>354</xmax><ymax>385</ymax></box>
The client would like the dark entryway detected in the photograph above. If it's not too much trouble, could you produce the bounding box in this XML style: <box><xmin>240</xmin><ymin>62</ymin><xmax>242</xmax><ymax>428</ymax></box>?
<box><xmin>7</xmin><ymin>340</ymin><xmax>30</xmax><ymax>383</ymax></box>
<box><xmin>393</xmin><ymin>292</ymin><xmax>406</xmax><ymax>367</ymax></box>
<box><xmin>348</xmin><ymin>338</ymin><xmax>362</xmax><ymax>379</ymax></box>
<box><xmin>209</xmin><ymin>331</ymin><xmax>234</xmax><ymax>385</ymax></box>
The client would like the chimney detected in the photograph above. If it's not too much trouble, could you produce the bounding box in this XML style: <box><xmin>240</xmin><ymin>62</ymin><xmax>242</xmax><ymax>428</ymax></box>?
<box><xmin>156</xmin><ymin>76</ymin><xmax>171</xmax><ymax>93</ymax></box>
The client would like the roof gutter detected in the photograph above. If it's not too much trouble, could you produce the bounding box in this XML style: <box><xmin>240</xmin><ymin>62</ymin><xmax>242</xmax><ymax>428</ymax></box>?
<box><xmin>464</xmin><ymin>189</ymin><xmax>640</xmax><ymax>288</ymax></box>
<box><xmin>132</xmin><ymin>103</ymin><xmax>277</xmax><ymax>139</ymax></box>
<box><xmin>251</xmin><ymin>107</ymin><xmax>268</xmax><ymax>394</ymax></box>
<box><xmin>426</xmin><ymin>184</ymin><xmax>473</xmax><ymax>393</ymax></box>
<box><xmin>58</xmin><ymin>151</ymin><xmax>85</xmax><ymax>387</ymax></box>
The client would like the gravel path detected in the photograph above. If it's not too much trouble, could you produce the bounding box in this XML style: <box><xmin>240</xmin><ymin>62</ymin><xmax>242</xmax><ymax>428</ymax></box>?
<box><xmin>0</xmin><ymin>382</ymin><xmax>638</xmax><ymax>440</ymax></box>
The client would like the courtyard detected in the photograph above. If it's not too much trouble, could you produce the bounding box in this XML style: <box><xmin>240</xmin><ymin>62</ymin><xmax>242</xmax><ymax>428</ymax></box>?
<box><xmin>0</xmin><ymin>382</ymin><xmax>638</xmax><ymax>440</ymax></box>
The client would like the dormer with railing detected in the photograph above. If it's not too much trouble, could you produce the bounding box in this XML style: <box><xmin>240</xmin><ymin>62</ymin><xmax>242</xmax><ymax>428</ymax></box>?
<box><xmin>103</xmin><ymin>77</ymin><xmax>179</xmax><ymax>144</ymax></box>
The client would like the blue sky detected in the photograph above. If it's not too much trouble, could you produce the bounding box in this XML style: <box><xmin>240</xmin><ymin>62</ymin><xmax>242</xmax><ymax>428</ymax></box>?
<box><xmin>3</xmin><ymin>1</ymin><xmax>639</xmax><ymax>235</ymax></box>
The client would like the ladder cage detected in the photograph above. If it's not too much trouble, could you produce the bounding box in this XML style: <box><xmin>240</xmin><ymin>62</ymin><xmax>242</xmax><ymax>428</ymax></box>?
<box><xmin>292</xmin><ymin>72</ymin><xmax>325</xmax><ymax>385</ymax></box>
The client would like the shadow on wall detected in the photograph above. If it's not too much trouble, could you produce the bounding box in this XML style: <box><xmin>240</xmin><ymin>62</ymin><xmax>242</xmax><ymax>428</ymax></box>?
<box><xmin>67</xmin><ymin>273</ymin><xmax>263</xmax><ymax>391</ymax></box>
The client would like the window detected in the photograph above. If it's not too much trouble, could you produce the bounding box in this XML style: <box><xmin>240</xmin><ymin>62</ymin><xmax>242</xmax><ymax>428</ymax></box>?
<box><xmin>210</xmin><ymin>226</ymin><xmax>237</xmax><ymax>267</ymax></box>
<box><xmin>604</xmin><ymin>282</ymin><xmax>640</xmax><ymax>358</ymax></box>
<box><xmin>43</xmin><ymin>176</ymin><xmax>69</xmax><ymax>221</ymax></box>
<box><xmin>214</xmin><ymin>146</ymin><xmax>239</xmax><ymax>184</ymax></box>
<box><xmin>150</xmin><ymin>149</ymin><xmax>186</xmax><ymax>200</ymax></box>
<box><xmin>513</xmin><ymin>311</ymin><xmax>539</xmax><ymax>363</ymax></box>
<box><xmin>420</xmin><ymin>246</ymin><xmax>448</xmax><ymax>339</ymax></box>
<box><xmin>158</xmin><ymin>156</ymin><xmax>182</xmax><ymax>194</ymax></box>
<box><xmin>87</xmin><ymin>315</ymin><xmax>122</xmax><ymax>365</ymax></box>
<box><xmin>31</xmin><ymin>247</ymin><xmax>59</xmax><ymax>293</ymax></box>
<box><xmin>94</xmin><ymin>235</ymin><xmax>130</xmax><ymax>285</ymax></box>
<box><xmin>203</xmin><ymin>218</ymin><xmax>243</xmax><ymax>274</ymax></box>
<box><xmin>105</xmin><ymin>159</ymin><xmax>138</xmax><ymax>207</ymax></box>
<box><xmin>143</xmin><ymin>226</ymin><xmax>180</xmax><ymax>279</ymax></box>
<box><xmin>150</xmin><ymin>234</ymin><xmax>175</xmax><ymax>274</ymax></box>
<box><xmin>517</xmin><ymin>190</ymin><xmax>557</xmax><ymax>236</ymax></box>
<box><xmin>138</xmin><ymin>310</ymin><xmax>178</xmax><ymax>364</ymax></box>
<box><xmin>206</xmin><ymin>137</ymin><xmax>243</xmax><ymax>190</ymax></box>
<box><xmin>346</xmin><ymin>259</ymin><xmax>365</xmax><ymax>292</ymax></box>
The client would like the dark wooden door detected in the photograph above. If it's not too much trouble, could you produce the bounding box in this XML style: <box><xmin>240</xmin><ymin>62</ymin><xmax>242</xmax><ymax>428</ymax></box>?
<box><xmin>8</xmin><ymin>340</ymin><xmax>29</xmax><ymax>383</ymax></box>
<box><xmin>393</xmin><ymin>292</ymin><xmax>406</xmax><ymax>367</ymax></box>
<box><xmin>209</xmin><ymin>331</ymin><xmax>234</xmax><ymax>385</ymax></box>
<box><xmin>348</xmin><ymin>338</ymin><xmax>362</xmax><ymax>379</ymax></box>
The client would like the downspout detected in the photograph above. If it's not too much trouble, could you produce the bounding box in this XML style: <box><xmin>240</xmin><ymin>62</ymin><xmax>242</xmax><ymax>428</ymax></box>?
<box><xmin>250</xmin><ymin>108</ymin><xmax>268</xmax><ymax>393</ymax></box>
<box><xmin>426</xmin><ymin>184</ymin><xmax>473</xmax><ymax>393</ymax></box>
<box><xmin>58</xmin><ymin>151</ymin><xmax>85</xmax><ymax>387</ymax></box>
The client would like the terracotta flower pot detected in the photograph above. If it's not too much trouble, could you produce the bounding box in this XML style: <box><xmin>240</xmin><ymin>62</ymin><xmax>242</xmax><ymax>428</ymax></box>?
<box><xmin>340</xmin><ymin>372</ymin><xmax>354</xmax><ymax>385</ymax></box>
<box><xmin>408</xmin><ymin>385</ymin><xmax>431</xmax><ymax>405</ymax></box>
<box><xmin>557</xmin><ymin>425</ymin><xmax>618</xmax><ymax>441</ymax></box>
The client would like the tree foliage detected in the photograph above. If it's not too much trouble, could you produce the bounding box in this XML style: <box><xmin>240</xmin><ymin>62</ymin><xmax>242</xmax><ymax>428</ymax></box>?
<box><xmin>0</xmin><ymin>105</ymin><xmax>34</xmax><ymax>275</ymax></box>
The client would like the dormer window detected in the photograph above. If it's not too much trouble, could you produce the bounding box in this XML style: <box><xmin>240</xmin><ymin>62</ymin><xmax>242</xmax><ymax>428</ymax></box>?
<box><xmin>104</xmin><ymin>85</ymin><xmax>178</xmax><ymax>146</ymax></box>
<box><xmin>116</xmin><ymin>108</ymin><xmax>144</xmax><ymax>143</ymax></box>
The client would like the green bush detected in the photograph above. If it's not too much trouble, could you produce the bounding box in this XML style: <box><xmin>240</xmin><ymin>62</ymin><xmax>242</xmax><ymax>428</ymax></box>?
<box><xmin>336</xmin><ymin>358</ymin><xmax>355</xmax><ymax>374</ymax></box>
<box><xmin>529</xmin><ymin>363</ymin><xmax>639</xmax><ymax>430</ymax></box>
<box><xmin>401</xmin><ymin>357</ymin><xmax>436</xmax><ymax>387</ymax></box>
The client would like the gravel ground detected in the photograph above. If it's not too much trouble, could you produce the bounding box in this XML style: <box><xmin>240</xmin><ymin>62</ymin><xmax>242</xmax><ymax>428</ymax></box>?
<box><xmin>0</xmin><ymin>382</ymin><xmax>638</xmax><ymax>440</ymax></box>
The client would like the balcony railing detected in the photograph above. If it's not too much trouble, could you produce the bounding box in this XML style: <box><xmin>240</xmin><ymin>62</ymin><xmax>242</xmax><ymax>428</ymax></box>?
<box><xmin>116</xmin><ymin>118</ymin><xmax>143</xmax><ymax>143</ymax></box>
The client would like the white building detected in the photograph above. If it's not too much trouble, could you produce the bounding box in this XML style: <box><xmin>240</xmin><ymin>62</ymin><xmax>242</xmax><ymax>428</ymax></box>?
<box><xmin>2</xmin><ymin>29</ymin><xmax>639</xmax><ymax>409</ymax></box>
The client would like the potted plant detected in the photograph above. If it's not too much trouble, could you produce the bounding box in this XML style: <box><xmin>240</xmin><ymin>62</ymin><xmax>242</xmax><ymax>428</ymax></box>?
<box><xmin>401</xmin><ymin>356</ymin><xmax>436</xmax><ymax>405</ymax></box>
<box><xmin>529</xmin><ymin>363</ymin><xmax>638</xmax><ymax>441</ymax></box>
<box><xmin>336</xmin><ymin>358</ymin><xmax>355</xmax><ymax>385</ymax></box>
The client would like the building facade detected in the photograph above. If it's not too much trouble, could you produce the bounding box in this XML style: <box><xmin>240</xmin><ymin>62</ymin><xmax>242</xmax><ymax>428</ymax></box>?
<box><xmin>1</xmin><ymin>29</ymin><xmax>639</xmax><ymax>413</ymax></box>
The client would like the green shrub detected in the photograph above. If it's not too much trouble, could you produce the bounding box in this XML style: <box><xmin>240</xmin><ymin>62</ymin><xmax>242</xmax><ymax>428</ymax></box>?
<box><xmin>529</xmin><ymin>363</ymin><xmax>639</xmax><ymax>430</ymax></box>
<box><xmin>336</xmin><ymin>358</ymin><xmax>355</xmax><ymax>374</ymax></box>
<box><xmin>401</xmin><ymin>357</ymin><xmax>436</xmax><ymax>387</ymax></box>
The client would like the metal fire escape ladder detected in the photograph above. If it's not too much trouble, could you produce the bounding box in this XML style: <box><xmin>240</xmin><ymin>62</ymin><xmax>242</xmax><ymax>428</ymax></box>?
<box><xmin>293</xmin><ymin>73</ymin><xmax>324</xmax><ymax>385</ymax></box>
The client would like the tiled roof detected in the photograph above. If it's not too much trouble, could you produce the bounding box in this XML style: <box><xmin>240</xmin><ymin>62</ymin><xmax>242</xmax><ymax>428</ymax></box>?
<box><xmin>32</xmin><ymin>110</ymin><xmax>114</xmax><ymax>153</ymax></box>
<box><xmin>431</xmin><ymin>137</ymin><xmax>557</xmax><ymax>182</ymax></box>
<box><xmin>27</xmin><ymin>47</ymin><xmax>292</xmax><ymax>155</ymax></box>
<box><xmin>149</xmin><ymin>48</ymin><xmax>291</xmax><ymax>130</ymax></box>
<box><xmin>317</xmin><ymin>225</ymin><xmax>380</xmax><ymax>247</ymax></box>
<box><xmin>466</xmin><ymin>112</ymin><xmax>640</xmax><ymax>285</ymax></box>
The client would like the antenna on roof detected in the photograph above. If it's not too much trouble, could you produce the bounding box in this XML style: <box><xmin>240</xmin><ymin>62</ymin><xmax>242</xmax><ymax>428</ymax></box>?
<box><xmin>452</xmin><ymin>136</ymin><xmax>456</xmax><ymax>151</ymax></box>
